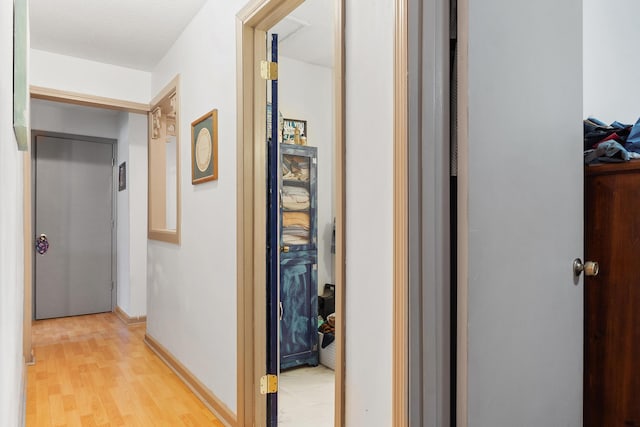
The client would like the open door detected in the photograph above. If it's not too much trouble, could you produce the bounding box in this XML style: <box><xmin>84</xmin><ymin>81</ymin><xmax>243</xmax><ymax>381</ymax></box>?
<box><xmin>266</xmin><ymin>33</ymin><xmax>280</xmax><ymax>426</ymax></box>
<box><xmin>457</xmin><ymin>0</ymin><xmax>584</xmax><ymax>425</ymax></box>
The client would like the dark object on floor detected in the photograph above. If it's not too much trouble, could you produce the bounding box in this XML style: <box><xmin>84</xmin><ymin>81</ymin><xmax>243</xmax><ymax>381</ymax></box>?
<box><xmin>318</xmin><ymin>283</ymin><xmax>335</xmax><ymax>320</ymax></box>
<box><xmin>321</xmin><ymin>332</ymin><xmax>335</xmax><ymax>348</ymax></box>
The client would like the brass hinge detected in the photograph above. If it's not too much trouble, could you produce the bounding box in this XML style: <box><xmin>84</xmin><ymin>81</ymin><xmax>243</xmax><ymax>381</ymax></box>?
<box><xmin>260</xmin><ymin>61</ymin><xmax>278</xmax><ymax>80</ymax></box>
<box><xmin>260</xmin><ymin>374</ymin><xmax>278</xmax><ymax>394</ymax></box>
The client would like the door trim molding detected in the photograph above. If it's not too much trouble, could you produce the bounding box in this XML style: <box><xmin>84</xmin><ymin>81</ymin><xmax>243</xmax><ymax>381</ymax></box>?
<box><xmin>26</xmin><ymin>88</ymin><xmax>145</xmax><ymax>358</ymax></box>
<box><xmin>393</xmin><ymin>0</ymin><xmax>409</xmax><ymax>425</ymax></box>
<box><xmin>456</xmin><ymin>0</ymin><xmax>469</xmax><ymax>424</ymax></box>
<box><xmin>236</xmin><ymin>0</ymin><xmax>345</xmax><ymax>425</ymax></box>
<box><xmin>30</xmin><ymin>85</ymin><xmax>150</xmax><ymax>114</ymax></box>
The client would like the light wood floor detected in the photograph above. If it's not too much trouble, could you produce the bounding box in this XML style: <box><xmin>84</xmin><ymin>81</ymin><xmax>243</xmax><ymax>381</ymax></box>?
<box><xmin>26</xmin><ymin>312</ymin><xmax>224</xmax><ymax>426</ymax></box>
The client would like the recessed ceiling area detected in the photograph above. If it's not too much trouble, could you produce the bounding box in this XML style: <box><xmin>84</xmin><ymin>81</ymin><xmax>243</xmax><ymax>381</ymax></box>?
<box><xmin>29</xmin><ymin>0</ymin><xmax>208</xmax><ymax>71</ymax></box>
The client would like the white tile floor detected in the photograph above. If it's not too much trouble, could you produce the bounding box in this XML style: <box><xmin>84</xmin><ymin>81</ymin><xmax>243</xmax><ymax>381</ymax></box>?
<box><xmin>278</xmin><ymin>365</ymin><xmax>335</xmax><ymax>427</ymax></box>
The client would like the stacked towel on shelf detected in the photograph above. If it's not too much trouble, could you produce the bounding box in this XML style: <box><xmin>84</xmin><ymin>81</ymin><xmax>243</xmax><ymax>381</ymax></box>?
<box><xmin>282</xmin><ymin>185</ymin><xmax>310</xmax><ymax>211</ymax></box>
<box><xmin>282</xmin><ymin>212</ymin><xmax>310</xmax><ymax>245</ymax></box>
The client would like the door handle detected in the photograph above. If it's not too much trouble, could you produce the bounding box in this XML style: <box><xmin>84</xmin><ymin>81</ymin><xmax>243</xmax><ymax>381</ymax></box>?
<box><xmin>279</xmin><ymin>302</ymin><xmax>284</xmax><ymax>320</ymax></box>
<box><xmin>35</xmin><ymin>234</ymin><xmax>49</xmax><ymax>255</ymax></box>
<box><xmin>573</xmin><ymin>258</ymin><xmax>599</xmax><ymax>277</ymax></box>
<box><xmin>281</xmin><ymin>245</ymin><xmax>290</xmax><ymax>253</ymax></box>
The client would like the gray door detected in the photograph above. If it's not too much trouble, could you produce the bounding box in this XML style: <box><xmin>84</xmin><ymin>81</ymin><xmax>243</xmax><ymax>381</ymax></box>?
<box><xmin>35</xmin><ymin>135</ymin><xmax>114</xmax><ymax>319</ymax></box>
<box><xmin>462</xmin><ymin>0</ymin><xmax>583</xmax><ymax>425</ymax></box>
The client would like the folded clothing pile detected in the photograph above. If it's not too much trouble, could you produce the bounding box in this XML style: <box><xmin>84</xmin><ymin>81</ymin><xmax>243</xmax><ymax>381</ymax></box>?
<box><xmin>584</xmin><ymin>117</ymin><xmax>640</xmax><ymax>164</ymax></box>
<box><xmin>282</xmin><ymin>155</ymin><xmax>310</xmax><ymax>181</ymax></box>
<box><xmin>282</xmin><ymin>212</ymin><xmax>310</xmax><ymax>245</ymax></box>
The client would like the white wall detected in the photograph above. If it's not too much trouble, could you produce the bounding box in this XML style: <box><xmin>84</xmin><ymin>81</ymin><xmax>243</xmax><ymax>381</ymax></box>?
<box><xmin>125</xmin><ymin>113</ymin><xmax>149</xmax><ymax>317</ymax></box>
<box><xmin>31</xmin><ymin>99</ymin><xmax>120</xmax><ymax>138</ymax></box>
<box><xmin>147</xmin><ymin>0</ymin><xmax>239</xmax><ymax>413</ymax></box>
<box><xmin>345</xmin><ymin>1</ymin><xmax>394</xmax><ymax>425</ymax></box>
<box><xmin>30</xmin><ymin>49</ymin><xmax>151</xmax><ymax>104</ymax></box>
<box><xmin>278</xmin><ymin>55</ymin><xmax>335</xmax><ymax>292</ymax></box>
<box><xmin>115</xmin><ymin>112</ymin><xmax>149</xmax><ymax>317</ymax></box>
<box><xmin>117</xmin><ymin>113</ymin><xmax>132</xmax><ymax>315</ymax></box>
<box><xmin>31</xmin><ymin>100</ymin><xmax>148</xmax><ymax>318</ymax></box>
<box><xmin>583</xmin><ymin>0</ymin><xmax>640</xmax><ymax>123</ymax></box>
<box><xmin>1</xmin><ymin>0</ymin><xmax>26</xmax><ymax>424</ymax></box>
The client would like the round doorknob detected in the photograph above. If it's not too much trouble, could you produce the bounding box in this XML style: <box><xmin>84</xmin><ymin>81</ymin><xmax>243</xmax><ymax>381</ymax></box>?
<box><xmin>573</xmin><ymin>258</ymin><xmax>599</xmax><ymax>277</ymax></box>
<box><xmin>35</xmin><ymin>234</ymin><xmax>49</xmax><ymax>255</ymax></box>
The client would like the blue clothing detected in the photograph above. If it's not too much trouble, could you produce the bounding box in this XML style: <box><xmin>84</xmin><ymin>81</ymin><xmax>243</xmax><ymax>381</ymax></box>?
<box><xmin>584</xmin><ymin>140</ymin><xmax>630</xmax><ymax>164</ymax></box>
<box><xmin>587</xmin><ymin>117</ymin><xmax>608</xmax><ymax>127</ymax></box>
<box><xmin>626</xmin><ymin>117</ymin><xmax>640</xmax><ymax>146</ymax></box>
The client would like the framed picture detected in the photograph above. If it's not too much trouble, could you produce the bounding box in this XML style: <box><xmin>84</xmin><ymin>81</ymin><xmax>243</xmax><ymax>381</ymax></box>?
<box><xmin>282</xmin><ymin>118</ymin><xmax>307</xmax><ymax>145</ymax></box>
<box><xmin>118</xmin><ymin>162</ymin><xmax>127</xmax><ymax>191</ymax></box>
<box><xmin>13</xmin><ymin>0</ymin><xmax>29</xmax><ymax>151</ymax></box>
<box><xmin>191</xmin><ymin>109</ymin><xmax>218</xmax><ymax>184</ymax></box>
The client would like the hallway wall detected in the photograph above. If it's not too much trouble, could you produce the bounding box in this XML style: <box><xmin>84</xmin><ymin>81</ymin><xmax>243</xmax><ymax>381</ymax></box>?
<box><xmin>31</xmin><ymin>99</ymin><xmax>120</xmax><ymax>138</ymax></box>
<box><xmin>30</xmin><ymin>49</ymin><xmax>151</xmax><ymax>105</ymax></box>
<box><xmin>147</xmin><ymin>0</ymin><xmax>239</xmax><ymax>413</ymax></box>
<box><xmin>345</xmin><ymin>1</ymin><xmax>394</xmax><ymax>424</ymax></box>
<box><xmin>116</xmin><ymin>112</ymin><xmax>149</xmax><ymax>318</ymax></box>
<box><xmin>1</xmin><ymin>0</ymin><xmax>26</xmax><ymax>424</ymax></box>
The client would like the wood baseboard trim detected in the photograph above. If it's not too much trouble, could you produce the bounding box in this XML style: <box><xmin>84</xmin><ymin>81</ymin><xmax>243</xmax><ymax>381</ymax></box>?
<box><xmin>114</xmin><ymin>306</ymin><xmax>147</xmax><ymax>325</ymax></box>
<box><xmin>144</xmin><ymin>333</ymin><xmax>237</xmax><ymax>427</ymax></box>
<box><xmin>20</xmin><ymin>357</ymin><xmax>27</xmax><ymax>426</ymax></box>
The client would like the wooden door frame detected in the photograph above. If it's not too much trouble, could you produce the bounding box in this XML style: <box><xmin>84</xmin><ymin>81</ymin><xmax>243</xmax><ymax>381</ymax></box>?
<box><xmin>235</xmin><ymin>0</ymin><xmax>347</xmax><ymax>425</ymax></box>
<box><xmin>24</xmin><ymin>90</ymin><xmax>149</xmax><ymax>365</ymax></box>
<box><xmin>394</xmin><ymin>0</ymin><xmax>409</xmax><ymax>425</ymax></box>
<box><xmin>237</xmin><ymin>1</ymin><xmax>411</xmax><ymax>425</ymax></box>
<box><xmin>456</xmin><ymin>0</ymin><xmax>469</xmax><ymax>424</ymax></box>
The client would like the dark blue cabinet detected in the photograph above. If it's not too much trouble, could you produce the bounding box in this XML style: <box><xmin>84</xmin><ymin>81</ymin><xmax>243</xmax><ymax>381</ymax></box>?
<box><xmin>280</xmin><ymin>144</ymin><xmax>318</xmax><ymax>369</ymax></box>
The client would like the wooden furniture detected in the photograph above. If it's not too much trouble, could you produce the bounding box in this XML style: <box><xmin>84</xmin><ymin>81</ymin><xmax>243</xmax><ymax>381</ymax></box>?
<box><xmin>585</xmin><ymin>160</ymin><xmax>640</xmax><ymax>426</ymax></box>
<box><xmin>279</xmin><ymin>144</ymin><xmax>319</xmax><ymax>369</ymax></box>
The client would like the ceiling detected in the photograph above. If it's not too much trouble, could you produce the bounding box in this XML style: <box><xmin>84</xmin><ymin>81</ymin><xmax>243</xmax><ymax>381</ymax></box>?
<box><xmin>29</xmin><ymin>0</ymin><xmax>334</xmax><ymax>72</ymax></box>
<box><xmin>29</xmin><ymin>0</ymin><xmax>208</xmax><ymax>71</ymax></box>
<box><xmin>271</xmin><ymin>0</ymin><xmax>335</xmax><ymax>68</ymax></box>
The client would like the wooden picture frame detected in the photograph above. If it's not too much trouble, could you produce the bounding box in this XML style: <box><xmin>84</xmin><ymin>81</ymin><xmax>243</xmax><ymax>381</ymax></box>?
<box><xmin>191</xmin><ymin>109</ymin><xmax>218</xmax><ymax>184</ymax></box>
<box><xmin>282</xmin><ymin>118</ymin><xmax>307</xmax><ymax>145</ymax></box>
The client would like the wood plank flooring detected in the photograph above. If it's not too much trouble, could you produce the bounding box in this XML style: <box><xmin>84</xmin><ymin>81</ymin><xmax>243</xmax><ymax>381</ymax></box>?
<box><xmin>26</xmin><ymin>313</ymin><xmax>224</xmax><ymax>426</ymax></box>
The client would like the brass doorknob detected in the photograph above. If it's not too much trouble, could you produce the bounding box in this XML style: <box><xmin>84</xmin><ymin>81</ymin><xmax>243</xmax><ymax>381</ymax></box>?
<box><xmin>280</xmin><ymin>245</ymin><xmax>290</xmax><ymax>253</ymax></box>
<box><xmin>573</xmin><ymin>258</ymin><xmax>599</xmax><ymax>277</ymax></box>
